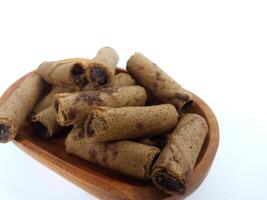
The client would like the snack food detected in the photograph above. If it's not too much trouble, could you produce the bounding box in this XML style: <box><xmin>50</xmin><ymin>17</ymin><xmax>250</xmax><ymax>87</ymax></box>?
<box><xmin>54</xmin><ymin>86</ymin><xmax>147</xmax><ymax>126</ymax></box>
<box><xmin>151</xmin><ymin>113</ymin><xmax>208</xmax><ymax>195</ymax></box>
<box><xmin>86</xmin><ymin>47</ymin><xmax>119</xmax><ymax>87</ymax></box>
<box><xmin>82</xmin><ymin>72</ymin><xmax>136</xmax><ymax>91</ymax></box>
<box><xmin>0</xmin><ymin>48</ymin><xmax>211</xmax><ymax>197</ymax></box>
<box><xmin>37</xmin><ymin>58</ymin><xmax>91</xmax><ymax>88</ymax></box>
<box><xmin>31</xmin><ymin>106</ymin><xmax>66</xmax><ymax>138</ymax></box>
<box><xmin>135</xmin><ymin>134</ymin><xmax>168</xmax><ymax>149</ymax></box>
<box><xmin>33</xmin><ymin>85</ymin><xmax>76</xmax><ymax>114</ymax></box>
<box><xmin>84</xmin><ymin>104</ymin><xmax>178</xmax><ymax>143</ymax></box>
<box><xmin>127</xmin><ymin>53</ymin><xmax>193</xmax><ymax>112</ymax></box>
<box><xmin>66</xmin><ymin>126</ymin><xmax>161</xmax><ymax>180</ymax></box>
<box><xmin>0</xmin><ymin>74</ymin><xmax>44</xmax><ymax>143</ymax></box>
<box><xmin>112</xmin><ymin>72</ymin><xmax>136</xmax><ymax>87</ymax></box>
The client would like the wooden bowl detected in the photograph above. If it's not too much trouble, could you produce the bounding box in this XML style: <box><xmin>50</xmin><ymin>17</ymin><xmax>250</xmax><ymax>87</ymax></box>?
<box><xmin>0</xmin><ymin>69</ymin><xmax>219</xmax><ymax>200</ymax></box>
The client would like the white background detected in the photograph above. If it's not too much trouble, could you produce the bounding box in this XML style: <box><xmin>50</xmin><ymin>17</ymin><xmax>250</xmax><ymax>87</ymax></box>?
<box><xmin>0</xmin><ymin>0</ymin><xmax>267</xmax><ymax>199</ymax></box>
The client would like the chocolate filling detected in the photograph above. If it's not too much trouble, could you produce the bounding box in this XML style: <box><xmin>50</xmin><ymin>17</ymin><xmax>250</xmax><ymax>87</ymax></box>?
<box><xmin>155</xmin><ymin>170</ymin><xmax>186</xmax><ymax>194</ymax></box>
<box><xmin>181</xmin><ymin>100</ymin><xmax>193</xmax><ymax>113</ymax></box>
<box><xmin>71</xmin><ymin>64</ymin><xmax>88</xmax><ymax>88</ymax></box>
<box><xmin>0</xmin><ymin>124</ymin><xmax>10</xmax><ymax>140</ymax></box>
<box><xmin>54</xmin><ymin>100</ymin><xmax>59</xmax><ymax>113</ymax></box>
<box><xmin>32</xmin><ymin>122</ymin><xmax>49</xmax><ymax>138</ymax></box>
<box><xmin>72</xmin><ymin>63</ymin><xmax>84</xmax><ymax>75</ymax></box>
<box><xmin>90</xmin><ymin>67</ymin><xmax>108</xmax><ymax>85</ymax></box>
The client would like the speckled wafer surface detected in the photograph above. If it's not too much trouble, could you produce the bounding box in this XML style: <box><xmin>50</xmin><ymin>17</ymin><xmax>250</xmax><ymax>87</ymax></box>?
<box><xmin>33</xmin><ymin>85</ymin><xmax>76</xmax><ymax>114</ymax></box>
<box><xmin>37</xmin><ymin>58</ymin><xmax>91</xmax><ymax>88</ymax></box>
<box><xmin>31</xmin><ymin>106</ymin><xmax>65</xmax><ymax>138</ymax></box>
<box><xmin>86</xmin><ymin>47</ymin><xmax>119</xmax><ymax>87</ymax></box>
<box><xmin>84</xmin><ymin>104</ymin><xmax>178</xmax><ymax>143</ymax></box>
<box><xmin>151</xmin><ymin>113</ymin><xmax>208</xmax><ymax>195</ymax></box>
<box><xmin>127</xmin><ymin>53</ymin><xmax>193</xmax><ymax>112</ymax></box>
<box><xmin>0</xmin><ymin>74</ymin><xmax>44</xmax><ymax>143</ymax></box>
<box><xmin>66</xmin><ymin>126</ymin><xmax>161</xmax><ymax>180</ymax></box>
<box><xmin>82</xmin><ymin>72</ymin><xmax>136</xmax><ymax>91</ymax></box>
<box><xmin>54</xmin><ymin>86</ymin><xmax>147</xmax><ymax>126</ymax></box>
<box><xmin>112</xmin><ymin>72</ymin><xmax>136</xmax><ymax>87</ymax></box>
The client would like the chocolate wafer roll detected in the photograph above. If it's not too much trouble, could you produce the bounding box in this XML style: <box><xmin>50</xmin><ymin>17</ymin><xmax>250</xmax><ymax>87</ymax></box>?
<box><xmin>82</xmin><ymin>72</ymin><xmax>135</xmax><ymax>91</ymax></box>
<box><xmin>112</xmin><ymin>72</ymin><xmax>136</xmax><ymax>87</ymax></box>
<box><xmin>54</xmin><ymin>86</ymin><xmax>147</xmax><ymax>126</ymax></box>
<box><xmin>0</xmin><ymin>74</ymin><xmax>44</xmax><ymax>143</ymax></box>
<box><xmin>37</xmin><ymin>58</ymin><xmax>91</xmax><ymax>88</ymax></box>
<box><xmin>151</xmin><ymin>113</ymin><xmax>208</xmax><ymax>195</ymax></box>
<box><xmin>31</xmin><ymin>106</ymin><xmax>66</xmax><ymax>138</ymax></box>
<box><xmin>127</xmin><ymin>53</ymin><xmax>193</xmax><ymax>112</ymax></box>
<box><xmin>33</xmin><ymin>85</ymin><xmax>76</xmax><ymax>114</ymax></box>
<box><xmin>66</xmin><ymin>126</ymin><xmax>160</xmax><ymax>180</ymax></box>
<box><xmin>85</xmin><ymin>104</ymin><xmax>178</xmax><ymax>143</ymax></box>
<box><xmin>86</xmin><ymin>47</ymin><xmax>119</xmax><ymax>87</ymax></box>
<box><xmin>135</xmin><ymin>134</ymin><xmax>168</xmax><ymax>149</ymax></box>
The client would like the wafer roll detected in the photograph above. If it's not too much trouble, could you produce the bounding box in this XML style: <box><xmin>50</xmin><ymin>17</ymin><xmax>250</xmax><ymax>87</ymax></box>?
<box><xmin>66</xmin><ymin>126</ymin><xmax>161</xmax><ymax>180</ymax></box>
<box><xmin>0</xmin><ymin>74</ymin><xmax>44</xmax><ymax>143</ymax></box>
<box><xmin>82</xmin><ymin>72</ymin><xmax>136</xmax><ymax>91</ymax></box>
<box><xmin>151</xmin><ymin>114</ymin><xmax>208</xmax><ymax>195</ymax></box>
<box><xmin>127</xmin><ymin>53</ymin><xmax>193</xmax><ymax>112</ymax></box>
<box><xmin>37</xmin><ymin>58</ymin><xmax>91</xmax><ymax>88</ymax></box>
<box><xmin>31</xmin><ymin>106</ymin><xmax>66</xmax><ymax>138</ymax></box>
<box><xmin>135</xmin><ymin>134</ymin><xmax>168</xmax><ymax>149</ymax></box>
<box><xmin>112</xmin><ymin>72</ymin><xmax>136</xmax><ymax>87</ymax></box>
<box><xmin>54</xmin><ymin>86</ymin><xmax>147</xmax><ymax>126</ymax></box>
<box><xmin>33</xmin><ymin>85</ymin><xmax>76</xmax><ymax>114</ymax></box>
<box><xmin>85</xmin><ymin>104</ymin><xmax>178</xmax><ymax>143</ymax></box>
<box><xmin>86</xmin><ymin>47</ymin><xmax>119</xmax><ymax>87</ymax></box>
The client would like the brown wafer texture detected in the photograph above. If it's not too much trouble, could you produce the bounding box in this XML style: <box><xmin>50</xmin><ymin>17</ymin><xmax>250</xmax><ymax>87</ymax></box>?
<box><xmin>86</xmin><ymin>47</ymin><xmax>119</xmax><ymax>87</ymax></box>
<box><xmin>82</xmin><ymin>72</ymin><xmax>136</xmax><ymax>91</ymax></box>
<box><xmin>65</xmin><ymin>126</ymin><xmax>161</xmax><ymax>180</ymax></box>
<box><xmin>0</xmin><ymin>74</ymin><xmax>44</xmax><ymax>143</ymax></box>
<box><xmin>37</xmin><ymin>58</ymin><xmax>91</xmax><ymax>88</ymax></box>
<box><xmin>31</xmin><ymin>106</ymin><xmax>66</xmax><ymax>138</ymax></box>
<box><xmin>33</xmin><ymin>85</ymin><xmax>76</xmax><ymax>114</ymax></box>
<box><xmin>54</xmin><ymin>86</ymin><xmax>147</xmax><ymax>126</ymax></box>
<box><xmin>135</xmin><ymin>134</ymin><xmax>168</xmax><ymax>149</ymax></box>
<box><xmin>127</xmin><ymin>53</ymin><xmax>193</xmax><ymax>112</ymax></box>
<box><xmin>84</xmin><ymin>104</ymin><xmax>178</xmax><ymax>143</ymax></box>
<box><xmin>112</xmin><ymin>72</ymin><xmax>136</xmax><ymax>87</ymax></box>
<box><xmin>151</xmin><ymin>113</ymin><xmax>208</xmax><ymax>195</ymax></box>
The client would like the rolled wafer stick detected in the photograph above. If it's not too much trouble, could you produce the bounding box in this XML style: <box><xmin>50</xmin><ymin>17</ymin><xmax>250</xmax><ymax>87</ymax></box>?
<box><xmin>127</xmin><ymin>53</ymin><xmax>193</xmax><ymax>112</ymax></box>
<box><xmin>86</xmin><ymin>47</ymin><xmax>119</xmax><ymax>87</ymax></box>
<box><xmin>33</xmin><ymin>85</ymin><xmax>76</xmax><ymax>114</ymax></box>
<box><xmin>0</xmin><ymin>74</ymin><xmax>44</xmax><ymax>143</ymax></box>
<box><xmin>84</xmin><ymin>104</ymin><xmax>178</xmax><ymax>143</ymax></box>
<box><xmin>37</xmin><ymin>58</ymin><xmax>91</xmax><ymax>88</ymax></box>
<box><xmin>82</xmin><ymin>72</ymin><xmax>136</xmax><ymax>91</ymax></box>
<box><xmin>112</xmin><ymin>72</ymin><xmax>136</xmax><ymax>87</ymax></box>
<box><xmin>151</xmin><ymin>113</ymin><xmax>208</xmax><ymax>195</ymax></box>
<box><xmin>31</xmin><ymin>106</ymin><xmax>66</xmax><ymax>138</ymax></box>
<box><xmin>54</xmin><ymin>86</ymin><xmax>147</xmax><ymax>126</ymax></box>
<box><xmin>135</xmin><ymin>134</ymin><xmax>168</xmax><ymax>149</ymax></box>
<box><xmin>66</xmin><ymin>126</ymin><xmax>161</xmax><ymax>180</ymax></box>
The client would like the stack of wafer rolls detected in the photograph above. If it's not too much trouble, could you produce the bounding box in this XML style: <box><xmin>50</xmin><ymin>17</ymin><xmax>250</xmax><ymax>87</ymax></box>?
<box><xmin>0</xmin><ymin>48</ymin><xmax>209</xmax><ymax>197</ymax></box>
